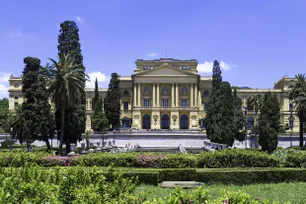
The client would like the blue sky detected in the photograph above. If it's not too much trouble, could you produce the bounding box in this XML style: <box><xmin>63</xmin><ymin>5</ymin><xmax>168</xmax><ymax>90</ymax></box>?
<box><xmin>1</xmin><ymin>0</ymin><xmax>306</xmax><ymax>98</ymax></box>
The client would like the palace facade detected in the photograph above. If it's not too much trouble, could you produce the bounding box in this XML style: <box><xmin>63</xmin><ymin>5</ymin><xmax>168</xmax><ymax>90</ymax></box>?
<box><xmin>8</xmin><ymin>58</ymin><xmax>298</xmax><ymax>132</ymax></box>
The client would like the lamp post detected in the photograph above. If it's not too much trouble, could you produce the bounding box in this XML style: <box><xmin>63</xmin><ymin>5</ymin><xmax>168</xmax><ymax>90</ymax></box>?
<box><xmin>10</xmin><ymin>127</ymin><xmax>13</xmax><ymax>151</ymax></box>
<box><xmin>289</xmin><ymin>103</ymin><xmax>294</xmax><ymax>147</ymax></box>
<box><xmin>243</xmin><ymin>106</ymin><xmax>248</xmax><ymax>148</ymax></box>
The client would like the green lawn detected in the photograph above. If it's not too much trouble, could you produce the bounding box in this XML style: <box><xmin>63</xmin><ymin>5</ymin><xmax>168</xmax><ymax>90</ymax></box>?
<box><xmin>135</xmin><ymin>182</ymin><xmax>306</xmax><ymax>203</ymax></box>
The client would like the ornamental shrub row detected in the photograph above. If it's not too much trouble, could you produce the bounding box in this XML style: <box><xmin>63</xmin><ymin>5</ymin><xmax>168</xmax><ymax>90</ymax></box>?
<box><xmin>2</xmin><ymin>148</ymin><xmax>306</xmax><ymax>168</ymax></box>
<box><xmin>0</xmin><ymin>165</ymin><xmax>291</xmax><ymax>203</ymax></box>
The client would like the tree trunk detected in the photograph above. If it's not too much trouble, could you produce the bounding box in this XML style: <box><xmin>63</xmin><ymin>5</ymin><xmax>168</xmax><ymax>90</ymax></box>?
<box><xmin>44</xmin><ymin>137</ymin><xmax>51</xmax><ymax>151</ymax></box>
<box><xmin>59</xmin><ymin>107</ymin><xmax>65</xmax><ymax>155</ymax></box>
<box><xmin>65</xmin><ymin>111</ymin><xmax>71</xmax><ymax>155</ymax></box>
<box><xmin>299</xmin><ymin>114</ymin><xmax>304</xmax><ymax>147</ymax></box>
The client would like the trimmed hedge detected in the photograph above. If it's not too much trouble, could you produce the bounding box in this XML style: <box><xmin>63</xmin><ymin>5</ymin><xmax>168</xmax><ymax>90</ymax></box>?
<box><xmin>198</xmin><ymin>149</ymin><xmax>280</xmax><ymax>168</ymax></box>
<box><xmin>158</xmin><ymin>169</ymin><xmax>197</xmax><ymax>182</ymax></box>
<box><xmin>1</xmin><ymin>149</ymin><xmax>306</xmax><ymax>168</ymax></box>
<box><xmin>196</xmin><ymin>168</ymin><xmax>306</xmax><ymax>185</ymax></box>
<box><xmin>120</xmin><ymin>168</ymin><xmax>306</xmax><ymax>185</ymax></box>
<box><xmin>285</xmin><ymin>151</ymin><xmax>306</xmax><ymax>167</ymax></box>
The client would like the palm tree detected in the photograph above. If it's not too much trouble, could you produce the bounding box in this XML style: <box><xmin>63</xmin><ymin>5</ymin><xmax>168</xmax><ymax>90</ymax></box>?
<box><xmin>288</xmin><ymin>74</ymin><xmax>306</xmax><ymax>147</ymax></box>
<box><xmin>46</xmin><ymin>54</ymin><xmax>87</xmax><ymax>155</ymax></box>
<box><xmin>11</xmin><ymin>105</ymin><xmax>31</xmax><ymax>147</ymax></box>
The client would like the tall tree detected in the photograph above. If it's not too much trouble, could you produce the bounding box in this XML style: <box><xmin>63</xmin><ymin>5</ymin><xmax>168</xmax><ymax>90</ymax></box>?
<box><xmin>20</xmin><ymin>57</ymin><xmax>55</xmax><ymax>150</ymax></box>
<box><xmin>92</xmin><ymin>78</ymin><xmax>109</xmax><ymax>131</ymax></box>
<box><xmin>92</xmin><ymin>99</ymin><xmax>109</xmax><ymax>132</ymax></box>
<box><xmin>104</xmin><ymin>73</ymin><xmax>121</xmax><ymax>128</ymax></box>
<box><xmin>218</xmin><ymin>82</ymin><xmax>236</xmax><ymax>146</ymax></box>
<box><xmin>288</xmin><ymin>74</ymin><xmax>306</xmax><ymax>147</ymax></box>
<box><xmin>92</xmin><ymin>78</ymin><xmax>99</xmax><ymax>109</ymax></box>
<box><xmin>57</xmin><ymin>20</ymin><xmax>86</xmax><ymax>149</ymax></box>
<box><xmin>47</xmin><ymin>54</ymin><xmax>87</xmax><ymax>155</ymax></box>
<box><xmin>233</xmin><ymin>89</ymin><xmax>246</xmax><ymax>141</ymax></box>
<box><xmin>0</xmin><ymin>98</ymin><xmax>9</xmax><ymax>133</ymax></box>
<box><xmin>206</xmin><ymin>60</ymin><xmax>223</xmax><ymax>143</ymax></box>
<box><xmin>258</xmin><ymin>92</ymin><xmax>280</xmax><ymax>153</ymax></box>
<box><xmin>21</xmin><ymin>57</ymin><xmax>45</xmax><ymax>149</ymax></box>
<box><xmin>212</xmin><ymin>60</ymin><xmax>222</xmax><ymax>89</ymax></box>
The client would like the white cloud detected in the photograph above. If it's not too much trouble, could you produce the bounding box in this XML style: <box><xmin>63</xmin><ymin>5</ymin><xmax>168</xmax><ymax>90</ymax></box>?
<box><xmin>197</xmin><ymin>61</ymin><xmax>237</xmax><ymax>73</ymax></box>
<box><xmin>75</xmin><ymin>16</ymin><xmax>84</xmax><ymax>24</ymax></box>
<box><xmin>8</xmin><ymin>29</ymin><xmax>22</xmax><ymax>38</ymax></box>
<box><xmin>0</xmin><ymin>72</ymin><xmax>11</xmax><ymax>99</ymax></box>
<box><xmin>146</xmin><ymin>52</ymin><xmax>158</xmax><ymax>57</ymax></box>
<box><xmin>86</xmin><ymin>72</ymin><xmax>109</xmax><ymax>88</ymax></box>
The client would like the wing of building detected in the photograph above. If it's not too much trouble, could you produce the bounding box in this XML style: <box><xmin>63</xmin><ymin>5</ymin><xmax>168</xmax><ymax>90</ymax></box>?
<box><xmin>8</xmin><ymin>58</ymin><xmax>297</xmax><ymax>132</ymax></box>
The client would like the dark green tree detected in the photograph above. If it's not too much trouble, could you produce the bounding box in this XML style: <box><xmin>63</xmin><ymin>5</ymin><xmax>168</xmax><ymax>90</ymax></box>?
<box><xmin>258</xmin><ymin>92</ymin><xmax>280</xmax><ymax>153</ymax></box>
<box><xmin>218</xmin><ymin>82</ymin><xmax>236</xmax><ymax>146</ymax></box>
<box><xmin>92</xmin><ymin>100</ymin><xmax>109</xmax><ymax>132</ymax></box>
<box><xmin>91</xmin><ymin>78</ymin><xmax>109</xmax><ymax>131</ymax></box>
<box><xmin>0</xmin><ymin>98</ymin><xmax>9</xmax><ymax>133</ymax></box>
<box><xmin>57</xmin><ymin>20</ymin><xmax>86</xmax><ymax>151</ymax></box>
<box><xmin>206</xmin><ymin>60</ymin><xmax>223</xmax><ymax>144</ymax></box>
<box><xmin>104</xmin><ymin>73</ymin><xmax>121</xmax><ymax>128</ymax></box>
<box><xmin>212</xmin><ymin>60</ymin><xmax>222</xmax><ymax>89</ymax></box>
<box><xmin>92</xmin><ymin>78</ymin><xmax>99</xmax><ymax>109</ymax></box>
<box><xmin>21</xmin><ymin>57</ymin><xmax>41</xmax><ymax>149</ymax></box>
<box><xmin>21</xmin><ymin>57</ymin><xmax>55</xmax><ymax>150</ymax></box>
<box><xmin>233</xmin><ymin>89</ymin><xmax>246</xmax><ymax>141</ymax></box>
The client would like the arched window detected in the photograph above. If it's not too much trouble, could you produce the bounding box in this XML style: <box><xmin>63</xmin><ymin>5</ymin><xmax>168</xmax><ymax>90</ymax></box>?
<box><xmin>142</xmin><ymin>114</ymin><xmax>151</xmax><ymax>129</ymax></box>
<box><xmin>162</xmin><ymin>87</ymin><xmax>170</xmax><ymax>95</ymax></box>
<box><xmin>122</xmin><ymin>117</ymin><xmax>131</xmax><ymax>128</ymax></box>
<box><xmin>180</xmin><ymin>114</ymin><xmax>188</xmax><ymax>129</ymax></box>
<box><xmin>203</xmin><ymin>90</ymin><xmax>209</xmax><ymax>97</ymax></box>
<box><xmin>14</xmin><ymin>96</ymin><xmax>19</xmax><ymax>100</ymax></box>
<box><xmin>161</xmin><ymin>114</ymin><xmax>170</xmax><ymax>129</ymax></box>
<box><xmin>123</xmin><ymin>90</ymin><xmax>129</xmax><ymax>96</ymax></box>
<box><xmin>181</xmin><ymin>87</ymin><xmax>188</xmax><ymax>94</ymax></box>
<box><xmin>14</xmin><ymin>84</ymin><xmax>19</xmax><ymax>88</ymax></box>
<box><xmin>143</xmin><ymin>87</ymin><xmax>151</xmax><ymax>94</ymax></box>
<box><xmin>247</xmin><ymin>117</ymin><xmax>254</xmax><ymax>129</ymax></box>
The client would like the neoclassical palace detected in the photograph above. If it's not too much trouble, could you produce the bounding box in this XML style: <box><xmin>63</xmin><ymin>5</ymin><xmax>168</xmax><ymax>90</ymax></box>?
<box><xmin>8</xmin><ymin>58</ymin><xmax>298</xmax><ymax>132</ymax></box>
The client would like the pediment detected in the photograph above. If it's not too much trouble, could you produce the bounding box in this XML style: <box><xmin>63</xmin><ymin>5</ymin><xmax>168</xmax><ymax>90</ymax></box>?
<box><xmin>134</xmin><ymin>65</ymin><xmax>198</xmax><ymax>76</ymax></box>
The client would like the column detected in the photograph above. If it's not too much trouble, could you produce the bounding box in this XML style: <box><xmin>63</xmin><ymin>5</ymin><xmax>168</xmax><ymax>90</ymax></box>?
<box><xmin>120</xmin><ymin>99</ymin><xmax>123</xmax><ymax>110</ymax></box>
<box><xmin>243</xmin><ymin>98</ymin><xmax>247</xmax><ymax>110</ymax></box>
<box><xmin>138</xmin><ymin>84</ymin><xmax>141</xmax><ymax>107</ymax></box>
<box><xmin>88</xmin><ymin>98</ymin><xmax>92</xmax><ymax>110</ymax></box>
<box><xmin>171</xmin><ymin>83</ymin><xmax>174</xmax><ymax>107</ymax></box>
<box><xmin>157</xmin><ymin>83</ymin><xmax>160</xmax><ymax>106</ymax></box>
<box><xmin>198</xmin><ymin>90</ymin><xmax>202</xmax><ymax>110</ymax></box>
<box><xmin>153</xmin><ymin>83</ymin><xmax>156</xmax><ymax>107</ymax></box>
<box><xmin>176</xmin><ymin>83</ymin><xmax>179</xmax><ymax>106</ymax></box>
<box><xmin>133</xmin><ymin>84</ymin><xmax>137</xmax><ymax>106</ymax></box>
<box><xmin>194</xmin><ymin>84</ymin><xmax>198</xmax><ymax>107</ymax></box>
<box><xmin>86</xmin><ymin>115</ymin><xmax>91</xmax><ymax>131</ymax></box>
<box><xmin>190</xmin><ymin>84</ymin><xmax>194</xmax><ymax>107</ymax></box>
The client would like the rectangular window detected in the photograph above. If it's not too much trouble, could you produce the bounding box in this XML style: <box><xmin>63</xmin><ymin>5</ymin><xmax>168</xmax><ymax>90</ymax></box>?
<box><xmin>124</xmin><ymin>102</ymin><xmax>129</xmax><ymax>110</ymax></box>
<box><xmin>144</xmin><ymin>99</ymin><xmax>150</xmax><ymax>107</ymax></box>
<box><xmin>181</xmin><ymin>99</ymin><xmax>187</xmax><ymax>107</ymax></box>
<box><xmin>163</xmin><ymin>99</ymin><xmax>168</xmax><ymax>107</ymax></box>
